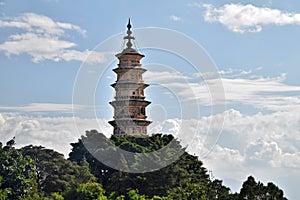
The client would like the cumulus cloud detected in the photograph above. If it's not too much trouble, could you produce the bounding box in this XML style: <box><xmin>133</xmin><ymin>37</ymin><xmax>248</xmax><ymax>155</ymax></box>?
<box><xmin>204</xmin><ymin>144</ymin><xmax>246</xmax><ymax>180</ymax></box>
<box><xmin>148</xmin><ymin>102</ymin><xmax>300</xmax><ymax>170</ymax></box>
<box><xmin>0</xmin><ymin>112</ymin><xmax>112</xmax><ymax>156</ymax></box>
<box><xmin>245</xmin><ymin>138</ymin><xmax>282</xmax><ymax>166</ymax></box>
<box><xmin>244</xmin><ymin>138</ymin><xmax>300</xmax><ymax>169</ymax></box>
<box><xmin>0</xmin><ymin>13</ymin><xmax>107</xmax><ymax>63</ymax></box>
<box><xmin>218</xmin><ymin>109</ymin><xmax>300</xmax><ymax>167</ymax></box>
<box><xmin>149</xmin><ymin>106</ymin><xmax>300</xmax><ymax>174</ymax></box>
<box><xmin>180</xmin><ymin>108</ymin><xmax>300</xmax><ymax>196</ymax></box>
<box><xmin>202</xmin><ymin>3</ymin><xmax>300</xmax><ymax>33</ymax></box>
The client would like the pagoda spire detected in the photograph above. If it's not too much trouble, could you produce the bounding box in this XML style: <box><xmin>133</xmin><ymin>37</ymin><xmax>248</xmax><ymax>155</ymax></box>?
<box><xmin>123</xmin><ymin>18</ymin><xmax>135</xmax><ymax>49</ymax></box>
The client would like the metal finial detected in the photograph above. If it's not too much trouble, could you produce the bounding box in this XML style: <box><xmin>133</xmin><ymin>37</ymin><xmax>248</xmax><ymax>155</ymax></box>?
<box><xmin>124</xmin><ymin>18</ymin><xmax>134</xmax><ymax>49</ymax></box>
<box><xmin>127</xmin><ymin>18</ymin><xmax>131</xmax><ymax>30</ymax></box>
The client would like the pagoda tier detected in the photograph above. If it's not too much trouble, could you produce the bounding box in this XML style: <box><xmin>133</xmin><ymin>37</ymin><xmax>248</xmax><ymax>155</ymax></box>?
<box><xmin>111</xmin><ymin>82</ymin><xmax>149</xmax><ymax>101</ymax></box>
<box><xmin>109</xmin><ymin>19</ymin><xmax>152</xmax><ymax>136</ymax></box>
<box><xmin>109</xmin><ymin>99</ymin><xmax>151</xmax><ymax>119</ymax></box>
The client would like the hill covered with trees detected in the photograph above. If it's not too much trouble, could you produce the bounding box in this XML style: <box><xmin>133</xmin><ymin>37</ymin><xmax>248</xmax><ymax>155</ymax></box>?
<box><xmin>0</xmin><ymin>130</ymin><xmax>288</xmax><ymax>199</ymax></box>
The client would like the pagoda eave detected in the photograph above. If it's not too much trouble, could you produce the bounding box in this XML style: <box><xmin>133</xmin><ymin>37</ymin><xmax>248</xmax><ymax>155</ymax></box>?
<box><xmin>109</xmin><ymin>119</ymin><xmax>152</xmax><ymax>126</ymax></box>
<box><xmin>115</xmin><ymin>52</ymin><xmax>145</xmax><ymax>58</ymax></box>
<box><xmin>113</xmin><ymin>67</ymin><xmax>146</xmax><ymax>72</ymax></box>
<box><xmin>111</xmin><ymin>82</ymin><xmax>149</xmax><ymax>88</ymax></box>
<box><xmin>110</xmin><ymin>100</ymin><xmax>151</xmax><ymax>107</ymax></box>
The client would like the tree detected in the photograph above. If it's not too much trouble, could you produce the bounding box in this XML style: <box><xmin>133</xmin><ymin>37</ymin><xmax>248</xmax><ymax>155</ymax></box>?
<box><xmin>264</xmin><ymin>182</ymin><xmax>287</xmax><ymax>200</ymax></box>
<box><xmin>21</xmin><ymin>145</ymin><xmax>96</xmax><ymax>196</ymax></box>
<box><xmin>64</xmin><ymin>182</ymin><xmax>107</xmax><ymax>200</ymax></box>
<box><xmin>0</xmin><ymin>139</ymin><xmax>39</xmax><ymax>199</ymax></box>
<box><xmin>108</xmin><ymin>189</ymin><xmax>168</xmax><ymax>200</ymax></box>
<box><xmin>69</xmin><ymin>130</ymin><xmax>118</xmax><ymax>186</ymax></box>
<box><xmin>208</xmin><ymin>179</ymin><xmax>238</xmax><ymax>200</ymax></box>
<box><xmin>239</xmin><ymin>176</ymin><xmax>287</xmax><ymax>200</ymax></box>
<box><xmin>239</xmin><ymin>176</ymin><xmax>260</xmax><ymax>199</ymax></box>
<box><xmin>69</xmin><ymin>131</ymin><xmax>211</xmax><ymax>198</ymax></box>
<box><xmin>167</xmin><ymin>182</ymin><xmax>208</xmax><ymax>200</ymax></box>
<box><xmin>49</xmin><ymin>192</ymin><xmax>64</xmax><ymax>200</ymax></box>
<box><xmin>0</xmin><ymin>176</ymin><xmax>8</xmax><ymax>200</ymax></box>
<box><xmin>127</xmin><ymin>189</ymin><xmax>146</xmax><ymax>200</ymax></box>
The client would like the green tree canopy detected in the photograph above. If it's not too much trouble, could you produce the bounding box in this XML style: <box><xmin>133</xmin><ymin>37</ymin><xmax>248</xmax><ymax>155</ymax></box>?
<box><xmin>239</xmin><ymin>176</ymin><xmax>287</xmax><ymax>200</ymax></box>
<box><xmin>20</xmin><ymin>145</ymin><xmax>96</xmax><ymax>196</ymax></box>
<box><xmin>64</xmin><ymin>182</ymin><xmax>107</xmax><ymax>200</ymax></box>
<box><xmin>0</xmin><ymin>139</ymin><xmax>38</xmax><ymax>199</ymax></box>
<box><xmin>69</xmin><ymin>130</ymin><xmax>234</xmax><ymax>199</ymax></box>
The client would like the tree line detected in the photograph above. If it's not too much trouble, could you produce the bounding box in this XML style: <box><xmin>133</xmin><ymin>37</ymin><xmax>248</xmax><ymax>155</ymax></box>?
<box><xmin>0</xmin><ymin>130</ymin><xmax>288</xmax><ymax>199</ymax></box>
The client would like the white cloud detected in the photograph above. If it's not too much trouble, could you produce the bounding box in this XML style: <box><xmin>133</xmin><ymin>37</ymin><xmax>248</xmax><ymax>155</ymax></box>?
<box><xmin>0</xmin><ymin>113</ymin><xmax>5</xmax><ymax>125</ymax></box>
<box><xmin>280</xmin><ymin>153</ymin><xmax>300</xmax><ymax>168</ymax></box>
<box><xmin>169</xmin><ymin>15</ymin><xmax>182</xmax><ymax>22</ymax></box>
<box><xmin>0</xmin><ymin>13</ymin><xmax>85</xmax><ymax>37</ymax></box>
<box><xmin>0</xmin><ymin>112</ymin><xmax>112</xmax><ymax>156</ymax></box>
<box><xmin>0</xmin><ymin>13</ymin><xmax>107</xmax><ymax>63</ymax></box>
<box><xmin>218</xmin><ymin>109</ymin><xmax>300</xmax><ymax>167</ymax></box>
<box><xmin>145</xmin><ymin>71</ymin><xmax>187</xmax><ymax>83</ymax></box>
<box><xmin>60</xmin><ymin>49</ymin><xmax>108</xmax><ymax>63</ymax></box>
<box><xmin>149</xmin><ymin>106</ymin><xmax>300</xmax><ymax>172</ymax></box>
<box><xmin>150</xmin><ymin>119</ymin><xmax>182</xmax><ymax>137</ymax></box>
<box><xmin>1</xmin><ymin>32</ymin><xmax>76</xmax><ymax>62</ymax></box>
<box><xmin>176</xmin><ymin>108</ymin><xmax>300</xmax><ymax>196</ymax></box>
<box><xmin>204</xmin><ymin>144</ymin><xmax>246</xmax><ymax>180</ymax></box>
<box><xmin>197</xmin><ymin>68</ymin><xmax>261</xmax><ymax>79</ymax></box>
<box><xmin>245</xmin><ymin>138</ymin><xmax>282</xmax><ymax>166</ymax></box>
<box><xmin>202</xmin><ymin>3</ymin><xmax>300</xmax><ymax>33</ymax></box>
<box><xmin>219</xmin><ymin>74</ymin><xmax>300</xmax><ymax>111</ymax></box>
<box><xmin>0</xmin><ymin>103</ymin><xmax>73</xmax><ymax>113</ymax></box>
<box><xmin>0</xmin><ymin>103</ymin><xmax>111</xmax><ymax>120</ymax></box>
<box><xmin>244</xmin><ymin>138</ymin><xmax>300</xmax><ymax>169</ymax></box>
<box><xmin>145</xmin><ymin>70</ymin><xmax>300</xmax><ymax>112</ymax></box>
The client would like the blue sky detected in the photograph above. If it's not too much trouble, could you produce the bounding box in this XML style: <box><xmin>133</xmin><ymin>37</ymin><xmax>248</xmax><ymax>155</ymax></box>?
<box><xmin>1</xmin><ymin>0</ymin><xmax>300</xmax><ymax>199</ymax></box>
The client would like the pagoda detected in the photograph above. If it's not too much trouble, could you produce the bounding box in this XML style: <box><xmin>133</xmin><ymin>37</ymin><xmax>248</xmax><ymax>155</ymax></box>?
<box><xmin>109</xmin><ymin>19</ymin><xmax>151</xmax><ymax>135</ymax></box>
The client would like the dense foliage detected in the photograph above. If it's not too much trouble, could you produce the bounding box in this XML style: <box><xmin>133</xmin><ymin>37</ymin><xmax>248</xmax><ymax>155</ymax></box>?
<box><xmin>21</xmin><ymin>145</ymin><xmax>96</xmax><ymax>195</ymax></box>
<box><xmin>0</xmin><ymin>131</ymin><xmax>288</xmax><ymax>199</ymax></box>
<box><xmin>0</xmin><ymin>138</ymin><xmax>39</xmax><ymax>199</ymax></box>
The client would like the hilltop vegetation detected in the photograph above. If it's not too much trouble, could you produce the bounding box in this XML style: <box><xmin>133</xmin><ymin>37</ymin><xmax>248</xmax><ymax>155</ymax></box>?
<box><xmin>0</xmin><ymin>130</ymin><xmax>287</xmax><ymax>199</ymax></box>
